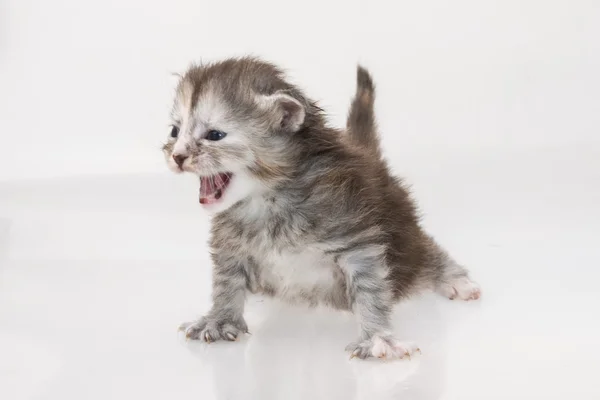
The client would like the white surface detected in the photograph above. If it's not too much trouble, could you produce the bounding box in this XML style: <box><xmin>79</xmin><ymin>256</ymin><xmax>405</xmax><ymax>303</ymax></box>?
<box><xmin>1</xmin><ymin>147</ymin><xmax>599</xmax><ymax>400</ymax></box>
<box><xmin>1</xmin><ymin>0</ymin><xmax>600</xmax><ymax>399</ymax></box>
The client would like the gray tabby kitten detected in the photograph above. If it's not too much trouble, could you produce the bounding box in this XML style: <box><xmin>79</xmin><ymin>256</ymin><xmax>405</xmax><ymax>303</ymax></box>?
<box><xmin>164</xmin><ymin>57</ymin><xmax>481</xmax><ymax>360</ymax></box>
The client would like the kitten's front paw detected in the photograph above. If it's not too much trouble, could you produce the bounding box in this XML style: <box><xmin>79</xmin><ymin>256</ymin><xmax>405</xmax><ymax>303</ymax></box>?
<box><xmin>346</xmin><ymin>335</ymin><xmax>420</xmax><ymax>360</ymax></box>
<box><xmin>179</xmin><ymin>316</ymin><xmax>248</xmax><ymax>343</ymax></box>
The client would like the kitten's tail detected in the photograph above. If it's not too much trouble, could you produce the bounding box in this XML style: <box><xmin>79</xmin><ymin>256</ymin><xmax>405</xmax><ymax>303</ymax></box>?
<box><xmin>347</xmin><ymin>66</ymin><xmax>381</xmax><ymax>157</ymax></box>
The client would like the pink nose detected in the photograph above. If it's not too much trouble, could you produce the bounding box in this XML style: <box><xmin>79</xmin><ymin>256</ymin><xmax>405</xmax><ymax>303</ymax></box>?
<box><xmin>173</xmin><ymin>154</ymin><xmax>188</xmax><ymax>168</ymax></box>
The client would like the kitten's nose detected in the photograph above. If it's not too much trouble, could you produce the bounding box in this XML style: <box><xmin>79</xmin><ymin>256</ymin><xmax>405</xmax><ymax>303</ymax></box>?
<box><xmin>173</xmin><ymin>154</ymin><xmax>188</xmax><ymax>168</ymax></box>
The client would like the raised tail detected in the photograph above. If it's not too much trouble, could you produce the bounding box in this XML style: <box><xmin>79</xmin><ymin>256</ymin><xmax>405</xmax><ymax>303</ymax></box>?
<box><xmin>346</xmin><ymin>65</ymin><xmax>381</xmax><ymax>157</ymax></box>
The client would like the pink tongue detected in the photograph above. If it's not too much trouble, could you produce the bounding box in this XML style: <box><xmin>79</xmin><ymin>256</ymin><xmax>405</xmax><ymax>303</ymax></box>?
<box><xmin>199</xmin><ymin>174</ymin><xmax>230</xmax><ymax>204</ymax></box>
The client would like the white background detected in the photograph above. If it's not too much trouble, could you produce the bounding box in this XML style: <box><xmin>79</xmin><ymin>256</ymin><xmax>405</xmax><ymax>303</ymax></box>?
<box><xmin>1</xmin><ymin>0</ymin><xmax>598</xmax><ymax>180</ymax></box>
<box><xmin>1</xmin><ymin>1</ymin><xmax>599</xmax><ymax>399</ymax></box>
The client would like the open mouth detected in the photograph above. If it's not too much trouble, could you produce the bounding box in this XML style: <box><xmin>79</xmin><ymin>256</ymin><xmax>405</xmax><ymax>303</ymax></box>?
<box><xmin>199</xmin><ymin>173</ymin><xmax>232</xmax><ymax>205</ymax></box>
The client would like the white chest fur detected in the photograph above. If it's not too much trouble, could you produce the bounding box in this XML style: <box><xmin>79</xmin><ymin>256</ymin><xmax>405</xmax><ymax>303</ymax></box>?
<box><xmin>252</xmin><ymin>245</ymin><xmax>348</xmax><ymax>307</ymax></box>
<box><xmin>225</xmin><ymin>195</ymin><xmax>350</xmax><ymax>308</ymax></box>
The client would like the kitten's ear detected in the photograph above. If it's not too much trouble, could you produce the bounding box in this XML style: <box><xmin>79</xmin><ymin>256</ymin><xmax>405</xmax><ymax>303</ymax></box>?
<box><xmin>263</xmin><ymin>92</ymin><xmax>306</xmax><ymax>133</ymax></box>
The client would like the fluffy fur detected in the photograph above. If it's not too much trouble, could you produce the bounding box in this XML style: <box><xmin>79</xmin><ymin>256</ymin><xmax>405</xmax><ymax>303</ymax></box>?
<box><xmin>165</xmin><ymin>57</ymin><xmax>481</xmax><ymax>359</ymax></box>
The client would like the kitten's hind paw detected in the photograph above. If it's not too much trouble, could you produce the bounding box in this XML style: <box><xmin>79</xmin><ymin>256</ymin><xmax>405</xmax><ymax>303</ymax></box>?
<box><xmin>438</xmin><ymin>277</ymin><xmax>481</xmax><ymax>301</ymax></box>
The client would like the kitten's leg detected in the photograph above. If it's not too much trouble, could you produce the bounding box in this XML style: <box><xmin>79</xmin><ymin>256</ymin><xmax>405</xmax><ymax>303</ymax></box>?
<box><xmin>340</xmin><ymin>246</ymin><xmax>419</xmax><ymax>360</ymax></box>
<box><xmin>423</xmin><ymin>235</ymin><xmax>481</xmax><ymax>301</ymax></box>
<box><xmin>179</xmin><ymin>254</ymin><xmax>249</xmax><ymax>342</ymax></box>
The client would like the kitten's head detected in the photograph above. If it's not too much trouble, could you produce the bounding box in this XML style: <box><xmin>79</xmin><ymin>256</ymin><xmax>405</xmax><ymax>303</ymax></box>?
<box><xmin>163</xmin><ymin>57</ymin><xmax>319</xmax><ymax>213</ymax></box>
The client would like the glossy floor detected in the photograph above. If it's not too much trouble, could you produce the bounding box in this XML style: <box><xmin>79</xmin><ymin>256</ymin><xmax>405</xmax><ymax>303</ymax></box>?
<box><xmin>1</xmin><ymin>146</ymin><xmax>599</xmax><ymax>400</ymax></box>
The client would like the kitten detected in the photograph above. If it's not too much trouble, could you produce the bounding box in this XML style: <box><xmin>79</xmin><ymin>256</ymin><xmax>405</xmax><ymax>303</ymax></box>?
<box><xmin>163</xmin><ymin>57</ymin><xmax>481</xmax><ymax>359</ymax></box>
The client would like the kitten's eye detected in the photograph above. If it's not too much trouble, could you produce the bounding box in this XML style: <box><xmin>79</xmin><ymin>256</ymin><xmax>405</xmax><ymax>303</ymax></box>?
<box><xmin>170</xmin><ymin>126</ymin><xmax>179</xmax><ymax>138</ymax></box>
<box><xmin>206</xmin><ymin>130</ymin><xmax>227</xmax><ymax>141</ymax></box>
